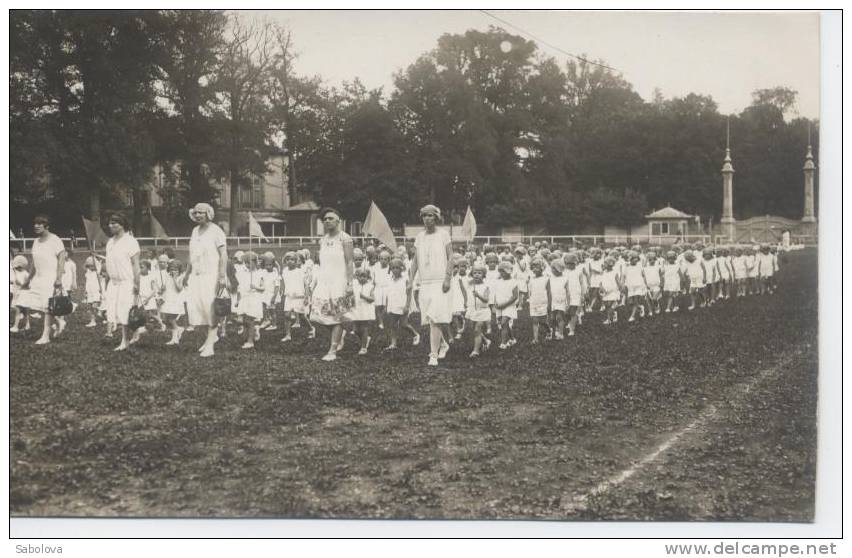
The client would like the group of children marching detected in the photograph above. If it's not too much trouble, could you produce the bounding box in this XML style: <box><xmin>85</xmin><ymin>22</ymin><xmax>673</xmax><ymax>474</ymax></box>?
<box><xmin>10</xmin><ymin>240</ymin><xmax>783</xmax><ymax>359</ymax></box>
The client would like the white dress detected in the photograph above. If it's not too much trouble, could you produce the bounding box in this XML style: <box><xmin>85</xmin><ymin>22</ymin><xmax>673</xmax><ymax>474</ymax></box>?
<box><xmin>349</xmin><ymin>280</ymin><xmax>376</xmax><ymax>322</ymax></box>
<box><xmin>22</xmin><ymin>233</ymin><xmax>65</xmax><ymax>312</ymax></box>
<box><xmin>663</xmin><ymin>263</ymin><xmax>682</xmax><ymax>293</ymax></box>
<box><xmin>240</xmin><ymin>269</ymin><xmax>265</xmax><ymax>321</ymax></box>
<box><xmin>414</xmin><ymin>228</ymin><xmax>453</xmax><ymax>325</ymax></box>
<box><xmin>548</xmin><ymin>274</ymin><xmax>568</xmax><ymax>311</ymax></box>
<box><xmin>103</xmin><ymin>233</ymin><xmax>141</xmax><ymax>325</ymax></box>
<box><xmin>186</xmin><ymin>223</ymin><xmax>226</xmax><ymax>326</ymax></box>
<box><xmin>465</xmin><ymin>281</ymin><xmax>491</xmax><ymax>323</ymax></box>
<box><xmin>281</xmin><ymin>267</ymin><xmax>307</xmax><ymax>314</ymax></box>
<box><xmin>451</xmin><ymin>274</ymin><xmax>466</xmax><ymax>314</ymax></box>
<box><xmin>385</xmin><ymin>275</ymin><xmax>409</xmax><ymax>315</ymax></box>
<box><xmin>371</xmin><ymin>263</ymin><xmax>391</xmax><ymax>307</ymax></box>
<box><xmin>10</xmin><ymin>269</ymin><xmax>29</xmax><ymax>307</ymax></box>
<box><xmin>588</xmin><ymin>259</ymin><xmax>603</xmax><ymax>288</ymax></box>
<box><xmin>61</xmin><ymin>259</ymin><xmax>77</xmax><ymax>294</ymax></box>
<box><xmin>83</xmin><ymin>269</ymin><xmax>105</xmax><ymax>304</ymax></box>
<box><xmin>140</xmin><ymin>273</ymin><xmax>159</xmax><ymax>310</ymax></box>
<box><xmin>161</xmin><ymin>274</ymin><xmax>186</xmax><ymax>316</ymax></box>
<box><xmin>565</xmin><ymin>267</ymin><xmax>584</xmax><ymax>307</ymax></box>
<box><xmin>494</xmin><ymin>278</ymin><xmax>518</xmax><ymax>319</ymax></box>
<box><xmin>600</xmin><ymin>270</ymin><xmax>621</xmax><ymax>302</ymax></box>
<box><xmin>310</xmin><ymin>231</ymin><xmax>353</xmax><ymax>325</ymax></box>
<box><xmin>624</xmin><ymin>265</ymin><xmax>646</xmax><ymax>297</ymax></box>
<box><xmin>645</xmin><ymin>264</ymin><xmax>662</xmax><ymax>295</ymax></box>
<box><xmin>686</xmin><ymin>260</ymin><xmax>705</xmax><ymax>289</ymax></box>
<box><xmin>528</xmin><ymin>275</ymin><xmax>549</xmax><ymax>317</ymax></box>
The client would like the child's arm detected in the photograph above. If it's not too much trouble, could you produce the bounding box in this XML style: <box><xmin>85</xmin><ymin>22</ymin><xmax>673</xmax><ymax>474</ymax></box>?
<box><xmin>173</xmin><ymin>273</ymin><xmax>185</xmax><ymax>292</ymax></box>
<box><xmin>360</xmin><ymin>283</ymin><xmax>375</xmax><ymax>303</ymax></box>
<box><xmin>564</xmin><ymin>279</ymin><xmax>572</xmax><ymax>307</ymax></box>
<box><xmin>507</xmin><ymin>285</ymin><xmax>518</xmax><ymax>308</ymax></box>
<box><xmin>404</xmin><ymin>281</ymin><xmax>413</xmax><ymax>314</ymax></box>
<box><xmin>476</xmin><ymin>285</ymin><xmax>490</xmax><ymax>304</ymax></box>
<box><xmin>545</xmin><ymin>279</ymin><xmax>552</xmax><ymax>311</ymax></box>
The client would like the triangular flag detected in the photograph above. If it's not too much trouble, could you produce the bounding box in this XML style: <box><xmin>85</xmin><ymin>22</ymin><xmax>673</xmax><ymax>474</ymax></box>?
<box><xmin>248</xmin><ymin>212</ymin><xmax>267</xmax><ymax>241</ymax></box>
<box><xmin>148</xmin><ymin>208</ymin><xmax>169</xmax><ymax>239</ymax></box>
<box><xmin>10</xmin><ymin>229</ymin><xmax>16</xmax><ymax>240</ymax></box>
<box><xmin>363</xmin><ymin>201</ymin><xmax>396</xmax><ymax>251</ymax></box>
<box><xmin>82</xmin><ymin>216</ymin><xmax>109</xmax><ymax>250</ymax></box>
<box><xmin>461</xmin><ymin>205</ymin><xmax>477</xmax><ymax>241</ymax></box>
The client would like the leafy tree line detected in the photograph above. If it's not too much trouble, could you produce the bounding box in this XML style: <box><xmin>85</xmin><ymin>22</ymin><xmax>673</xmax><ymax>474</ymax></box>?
<box><xmin>10</xmin><ymin>10</ymin><xmax>819</xmax><ymax>235</ymax></box>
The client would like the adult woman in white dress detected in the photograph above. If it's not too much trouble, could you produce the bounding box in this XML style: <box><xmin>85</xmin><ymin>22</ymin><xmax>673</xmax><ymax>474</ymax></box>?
<box><xmin>309</xmin><ymin>208</ymin><xmax>354</xmax><ymax>361</ymax></box>
<box><xmin>20</xmin><ymin>214</ymin><xmax>67</xmax><ymax>345</ymax></box>
<box><xmin>103</xmin><ymin>213</ymin><xmax>141</xmax><ymax>351</ymax></box>
<box><xmin>183</xmin><ymin>202</ymin><xmax>228</xmax><ymax>357</ymax></box>
<box><xmin>408</xmin><ymin>205</ymin><xmax>454</xmax><ymax>366</ymax></box>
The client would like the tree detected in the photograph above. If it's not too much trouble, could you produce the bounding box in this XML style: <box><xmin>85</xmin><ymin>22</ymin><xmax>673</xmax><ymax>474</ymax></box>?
<box><xmin>153</xmin><ymin>10</ymin><xmax>228</xmax><ymax>206</ymax></box>
<box><xmin>751</xmin><ymin>86</ymin><xmax>798</xmax><ymax>118</ymax></box>
<box><xmin>211</xmin><ymin>14</ymin><xmax>276</xmax><ymax>231</ymax></box>
<box><xmin>10</xmin><ymin>10</ymin><xmax>161</xmax><ymax>232</ymax></box>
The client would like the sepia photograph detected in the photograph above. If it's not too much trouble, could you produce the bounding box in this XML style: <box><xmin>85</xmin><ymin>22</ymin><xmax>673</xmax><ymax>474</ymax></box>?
<box><xmin>6</xmin><ymin>8</ymin><xmax>839</xmax><ymax>539</ymax></box>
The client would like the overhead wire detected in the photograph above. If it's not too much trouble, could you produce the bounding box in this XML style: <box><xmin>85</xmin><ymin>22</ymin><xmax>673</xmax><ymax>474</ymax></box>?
<box><xmin>479</xmin><ymin>10</ymin><xmax>622</xmax><ymax>74</ymax></box>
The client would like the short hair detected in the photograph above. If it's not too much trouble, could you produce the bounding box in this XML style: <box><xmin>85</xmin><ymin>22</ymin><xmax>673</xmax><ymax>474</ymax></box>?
<box><xmin>319</xmin><ymin>207</ymin><xmax>341</xmax><ymax>220</ymax></box>
<box><xmin>33</xmin><ymin>214</ymin><xmax>50</xmax><ymax>227</ymax></box>
<box><xmin>108</xmin><ymin>212</ymin><xmax>130</xmax><ymax>230</ymax></box>
<box><xmin>140</xmin><ymin>260</ymin><xmax>151</xmax><ymax>270</ymax></box>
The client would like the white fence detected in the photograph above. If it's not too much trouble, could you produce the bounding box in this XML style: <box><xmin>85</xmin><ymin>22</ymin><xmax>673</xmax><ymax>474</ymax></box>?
<box><xmin>9</xmin><ymin>233</ymin><xmax>801</xmax><ymax>253</ymax></box>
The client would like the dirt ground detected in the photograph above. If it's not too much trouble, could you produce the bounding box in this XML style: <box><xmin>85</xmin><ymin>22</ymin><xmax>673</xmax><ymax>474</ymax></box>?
<box><xmin>9</xmin><ymin>250</ymin><xmax>817</xmax><ymax>520</ymax></box>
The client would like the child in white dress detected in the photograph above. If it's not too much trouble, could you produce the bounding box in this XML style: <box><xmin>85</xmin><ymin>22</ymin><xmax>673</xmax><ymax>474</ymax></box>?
<box><xmin>644</xmin><ymin>250</ymin><xmax>663</xmax><ymax>314</ymax></box>
<box><xmin>161</xmin><ymin>259</ymin><xmax>187</xmax><ymax>345</ymax></box>
<box><xmin>484</xmin><ymin>252</ymin><xmax>500</xmax><ymax>335</ymax></box>
<box><xmin>548</xmin><ymin>259</ymin><xmax>568</xmax><ymax>339</ymax></box>
<box><xmin>383</xmin><ymin>258</ymin><xmax>415</xmax><ymax>350</ymax></box>
<box><xmin>10</xmin><ymin>255</ymin><xmax>30</xmax><ymax>332</ymax></box>
<box><xmin>466</xmin><ymin>263</ymin><xmax>492</xmax><ymax>357</ymax></box>
<box><xmin>623</xmin><ymin>251</ymin><xmax>648</xmax><ymax>322</ymax></box>
<box><xmin>280</xmin><ymin>252</ymin><xmax>315</xmax><ymax>342</ymax></box>
<box><xmin>494</xmin><ymin>261</ymin><xmax>518</xmax><ymax>349</ymax></box>
<box><xmin>451</xmin><ymin>257</ymin><xmax>468</xmax><ymax>340</ymax></box>
<box><xmin>350</xmin><ymin>268</ymin><xmax>376</xmax><ymax>355</ymax></box>
<box><xmin>564</xmin><ymin>253</ymin><xmax>586</xmax><ymax>336</ymax></box>
<box><xmin>684</xmin><ymin>251</ymin><xmax>706</xmax><ymax>310</ymax></box>
<box><xmin>527</xmin><ymin>258</ymin><xmax>550</xmax><ymax>344</ymax></box>
<box><xmin>662</xmin><ymin>251</ymin><xmax>684</xmax><ymax>313</ymax></box>
<box><xmin>600</xmin><ymin>257</ymin><xmax>622</xmax><ymax>325</ymax></box>
<box><xmin>129</xmin><ymin>260</ymin><xmax>160</xmax><ymax>346</ymax></box>
<box><xmin>239</xmin><ymin>252</ymin><xmax>265</xmax><ymax>349</ymax></box>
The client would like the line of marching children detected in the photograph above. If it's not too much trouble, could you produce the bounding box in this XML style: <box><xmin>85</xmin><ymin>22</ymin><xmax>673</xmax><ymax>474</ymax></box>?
<box><xmin>10</xmin><ymin>241</ymin><xmax>782</xmax><ymax>358</ymax></box>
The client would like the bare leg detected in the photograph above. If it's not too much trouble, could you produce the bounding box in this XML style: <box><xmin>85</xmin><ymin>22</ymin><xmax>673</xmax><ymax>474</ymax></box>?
<box><xmin>36</xmin><ymin>313</ymin><xmax>53</xmax><ymax>344</ymax></box>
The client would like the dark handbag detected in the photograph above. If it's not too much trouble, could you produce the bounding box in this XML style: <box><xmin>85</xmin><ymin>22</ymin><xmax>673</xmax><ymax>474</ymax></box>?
<box><xmin>127</xmin><ymin>296</ymin><xmax>147</xmax><ymax>330</ymax></box>
<box><xmin>48</xmin><ymin>287</ymin><xmax>73</xmax><ymax>316</ymax></box>
<box><xmin>214</xmin><ymin>286</ymin><xmax>231</xmax><ymax>317</ymax></box>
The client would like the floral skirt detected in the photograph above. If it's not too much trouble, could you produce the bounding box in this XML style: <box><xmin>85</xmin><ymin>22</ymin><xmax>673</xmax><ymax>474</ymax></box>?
<box><xmin>310</xmin><ymin>288</ymin><xmax>355</xmax><ymax>326</ymax></box>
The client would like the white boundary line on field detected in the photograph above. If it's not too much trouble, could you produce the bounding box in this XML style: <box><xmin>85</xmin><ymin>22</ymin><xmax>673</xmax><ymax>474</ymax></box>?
<box><xmin>559</xmin><ymin>353</ymin><xmax>796</xmax><ymax>514</ymax></box>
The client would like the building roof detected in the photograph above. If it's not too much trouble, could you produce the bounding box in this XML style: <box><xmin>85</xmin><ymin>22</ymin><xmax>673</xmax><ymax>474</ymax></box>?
<box><xmin>287</xmin><ymin>200</ymin><xmax>321</xmax><ymax>211</ymax></box>
<box><xmin>646</xmin><ymin>206</ymin><xmax>692</xmax><ymax>219</ymax></box>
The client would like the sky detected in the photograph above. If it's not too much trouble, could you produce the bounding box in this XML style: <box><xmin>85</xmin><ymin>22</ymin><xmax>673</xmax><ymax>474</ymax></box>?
<box><xmin>252</xmin><ymin>10</ymin><xmax>821</xmax><ymax>119</ymax></box>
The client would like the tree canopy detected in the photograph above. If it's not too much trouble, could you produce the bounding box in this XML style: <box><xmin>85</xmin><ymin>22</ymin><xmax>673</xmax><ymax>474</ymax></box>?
<box><xmin>10</xmin><ymin>12</ymin><xmax>819</xmax><ymax>235</ymax></box>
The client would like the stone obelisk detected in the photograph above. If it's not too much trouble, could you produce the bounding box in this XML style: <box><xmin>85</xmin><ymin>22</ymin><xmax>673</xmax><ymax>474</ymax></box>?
<box><xmin>720</xmin><ymin>118</ymin><xmax>736</xmax><ymax>241</ymax></box>
<box><xmin>802</xmin><ymin>125</ymin><xmax>817</xmax><ymax>225</ymax></box>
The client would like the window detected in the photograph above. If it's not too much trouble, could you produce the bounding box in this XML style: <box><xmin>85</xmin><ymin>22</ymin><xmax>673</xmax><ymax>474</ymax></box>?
<box><xmin>651</xmin><ymin>222</ymin><xmax>671</xmax><ymax>235</ymax></box>
<box><xmin>350</xmin><ymin>221</ymin><xmax>363</xmax><ymax>236</ymax></box>
<box><xmin>237</xmin><ymin>175</ymin><xmax>265</xmax><ymax>209</ymax></box>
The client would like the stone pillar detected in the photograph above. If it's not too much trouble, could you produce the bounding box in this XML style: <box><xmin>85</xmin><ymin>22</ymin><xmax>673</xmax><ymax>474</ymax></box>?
<box><xmin>720</xmin><ymin>147</ymin><xmax>736</xmax><ymax>241</ymax></box>
<box><xmin>802</xmin><ymin>144</ymin><xmax>816</xmax><ymax>223</ymax></box>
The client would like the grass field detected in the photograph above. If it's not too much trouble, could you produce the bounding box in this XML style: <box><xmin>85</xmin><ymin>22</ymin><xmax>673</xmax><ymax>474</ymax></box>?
<box><xmin>9</xmin><ymin>250</ymin><xmax>818</xmax><ymax>521</ymax></box>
